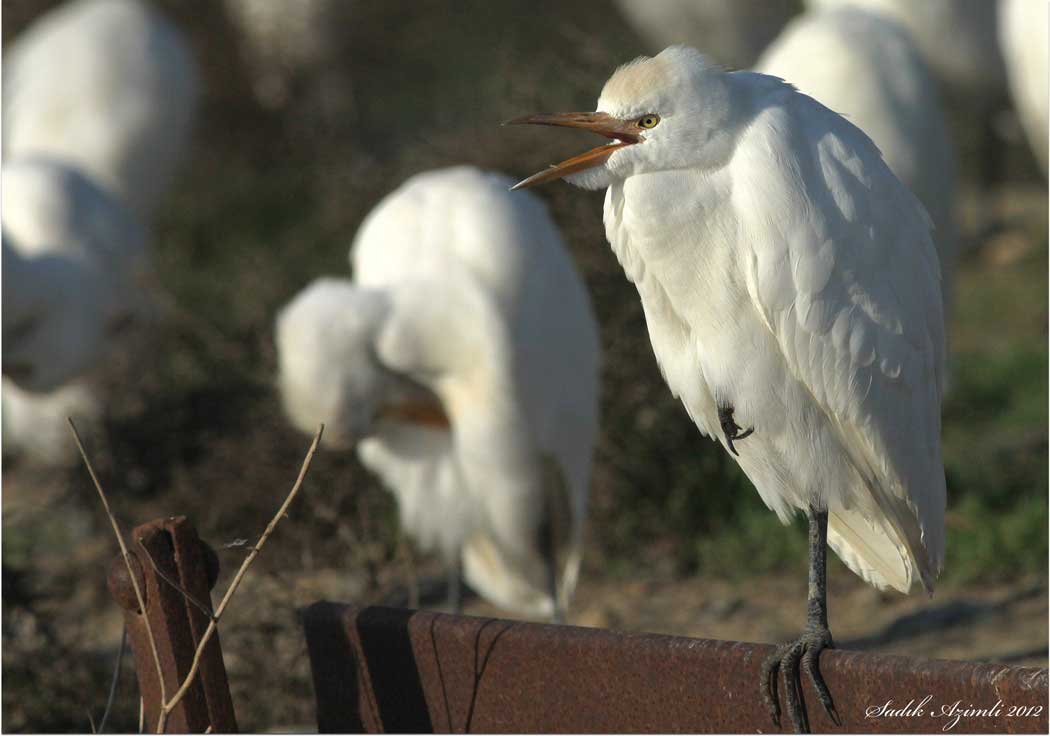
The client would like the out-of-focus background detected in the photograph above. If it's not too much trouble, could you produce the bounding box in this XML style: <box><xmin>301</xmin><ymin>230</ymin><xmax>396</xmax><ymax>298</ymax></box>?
<box><xmin>2</xmin><ymin>0</ymin><xmax>1046</xmax><ymax>731</ymax></box>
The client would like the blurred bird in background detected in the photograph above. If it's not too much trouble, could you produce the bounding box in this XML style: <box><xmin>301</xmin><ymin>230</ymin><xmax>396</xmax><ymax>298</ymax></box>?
<box><xmin>999</xmin><ymin>0</ymin><xmax>1049</xmax><ymax>177</ymax></box>
<box><xmin>276</xmin><ymin>167</ymin><xmax>600</xmax><ymax>621</ymax></box>
<box><xmin>2</xmin><ymin>0</ymin><xmax>199</xmax><ymax>464</ymax></box>
<box><xmin>805</xmin><ymin>0</ymin><xmax>1008</xmax><ymax>232</ymax></box>
<box><xmin>2</xmin><ymin>159</ymin><xmax>146</xmax><ymax>463</ymax></box>
<box><xmin>510</xmin><ymin>45</ymin><xmax>946</xmax><ymax>731</ymax></box>
<box><xmin>756</xmin><ymin>5</ymin><xmax>958</xmax><ymax>352</ymax></box>
<box><xmin>223</xmin><ymin>0</ymin><xmax>355</xmax><ymax>133</ymax></box>
<box><xmin>613</xmin><ymin>0</ymin><xmax>797</xmax><ymax>70</ymax></box>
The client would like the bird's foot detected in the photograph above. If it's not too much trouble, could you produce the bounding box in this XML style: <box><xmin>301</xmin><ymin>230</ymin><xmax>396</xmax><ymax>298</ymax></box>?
<box><xmin>718</xmin><ymin>404</ymin><xmax>754</xmax><ymax>456</ymax></box>
<box><xmin>760</xmin><ymin>626</ymin><xmax>839</xmax><ymax>733</ymax></box>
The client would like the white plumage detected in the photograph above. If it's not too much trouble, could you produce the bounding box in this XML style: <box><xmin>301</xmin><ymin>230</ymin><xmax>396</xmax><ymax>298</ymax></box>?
<box><xmin>276</xmin><ymin>166</ymin><xmax>600</xmax><ymax>618</ymax></box>
<box><xmin>805</xmin><ymin>0</ymin><xmax>1006</xmax><ymax>101</ymax></box>
<box><xmin>2</xmin><ymin>0</ymin><xmax>197</xmax><ymax>465</ymax></box>
<box><xmin>999</xmin><ymin>0</ymin><xmax>1049</xmax><ymax>176</ymax></box>
<box><xmin>2</xmin><ymin>159</ymin><xmax>146</xmax><ymax>394</ymax></box>
<box><xmin>510</xmin><ymin>46</ymin><xmax>947</xmax><ymax>725</ymax></box>
<box><xmin>756</xmin><ymin>5</ymin><xmax>958</xmax><ymax>324</ymax></box>
<box><xmin>513</xmin><ymin>45</ymin><xmax>946</xmax><ymax>594</ymax></box>
<box><xmin>614</xmin><ymin>0</ymin><xmax>798</xmax><ymax>70</ymax></box>
<box><xmin>3</xmin><ymin>0</ymin><xmax>199</xmax><ymax>221</ymax></box>
<box><xmin>2</xmin><ymin>158</ymin><xmax>146</xmax><ymax>464</ymax></box>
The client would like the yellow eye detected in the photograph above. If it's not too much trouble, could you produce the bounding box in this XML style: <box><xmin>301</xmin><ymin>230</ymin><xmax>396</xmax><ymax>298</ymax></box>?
<box><xmin>638</xmin><ymin>114</ymin><xmax>660</xmax><ymax>129</ymax></box>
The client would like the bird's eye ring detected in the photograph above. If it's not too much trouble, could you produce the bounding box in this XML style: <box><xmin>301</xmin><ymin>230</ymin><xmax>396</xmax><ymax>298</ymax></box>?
<box><xmin>638</xmin><ymin>114</ymin><xmax>660</xmax><ymax>129</ymax></box>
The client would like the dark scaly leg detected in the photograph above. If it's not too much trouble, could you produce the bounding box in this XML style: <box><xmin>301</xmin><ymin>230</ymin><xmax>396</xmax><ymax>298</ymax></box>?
<box><xmin>761</xmin><ymin>507</ymin><xmax>840</xmax><ymax>733</ymax></box>
<box><xmin>718</xmin><ymin>403</ymin><xmax>754</xmax><ymax>456</ymax></box>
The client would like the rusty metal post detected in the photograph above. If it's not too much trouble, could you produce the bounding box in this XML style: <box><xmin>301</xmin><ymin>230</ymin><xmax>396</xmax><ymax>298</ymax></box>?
<box><xmin>302</xmin><ymin>602</ymin><xmax>1048</xmax><ymax>734</ymax></box>
<box><xmin>107</xmin><ymin>516</ymin><xmax>238</xmax><ymax>732</ymax></box>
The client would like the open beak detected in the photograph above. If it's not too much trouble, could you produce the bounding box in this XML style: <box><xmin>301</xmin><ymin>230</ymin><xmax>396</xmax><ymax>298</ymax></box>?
<box><xmin>504</xmin><ymin>112</ymin><xmax>640</xmax><ymax>190</ymax></box>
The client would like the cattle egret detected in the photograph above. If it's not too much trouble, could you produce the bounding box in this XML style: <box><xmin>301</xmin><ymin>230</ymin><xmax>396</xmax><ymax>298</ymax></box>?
<box><xmin>509</xmin><ymin>46</ymin><xmax>946</xmax><ymax>731</ymax></box>
<box><xmin>999</xmin><ymin>0</ymin><xmax>1049</xmax><ymax>176</ymax></box>
<box><xmin>614</xmin><ymin>0</ymin><xmax>797</xmax><ymax>70</ymax></box>
<box><xmin>3</xmin><ymin>0</ymin><xmax>199</xmax><ymax>221</ymax></box>
<box><xmin>757</xmin><ymin>6</ymin><xmax>958</xmax><ymax>328</ymax></box>
<box><xmin>276</xmin><ymin>167</ymin><xmax>600</xmax><ymax>620</ymax></box>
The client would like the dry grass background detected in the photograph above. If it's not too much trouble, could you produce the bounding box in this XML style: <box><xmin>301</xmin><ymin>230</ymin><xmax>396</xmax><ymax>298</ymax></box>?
<box><xmin>1</xmin><ymin>0</ymin><xmax>1047</xmax><ymax>730</ymax></box>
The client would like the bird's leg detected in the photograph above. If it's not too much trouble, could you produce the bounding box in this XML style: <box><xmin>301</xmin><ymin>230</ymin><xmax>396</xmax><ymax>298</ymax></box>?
<box><xmin>397</xmin><ymin>534</ymin><xmax>420</xmax><ymax>610</ymax></box>
<box><xmin>446</xmin><ymin>555</ymin><xmax>463</xmax><ymax>615</ymax></box>
<box><xmin>546</xmin><ymin>552</ymin><xmax>564</xmax><ymax>625</ymax></box>
<box><xmin>760</xmin><ymin>506</ymin><xmax>839</xmax><ymax>733</ymax></box>
<box><xmin>718</xmin><ymin>403</ymin><xmax>754</xmax><ymax>456</ymax></box>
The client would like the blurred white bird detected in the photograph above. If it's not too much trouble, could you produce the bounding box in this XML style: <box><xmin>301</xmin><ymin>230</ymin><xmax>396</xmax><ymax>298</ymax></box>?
<box><xmin>3</xmin><ymin>158</ymin><xmax>146</xmax><ymax>464</ymax></box>
<box><xmin>999</xmin><ymin>0</ymin><xmax>1049</xmax><ymax>176</ymax></box>
<box><xmin>276</xmin><ymin>167</ymin><xmax>600</xmax><ymax>620</ymax></box>
<box><xmin>614</xmin><ymin>0</ymin><xmax>798</xmax><ymax>70</ymax></box>
<box><xmin>806</xmin><ymin>0</ymin><xmax>1006</xmax><ymax>100</ymax></box>
<box><xmin>510</xmin><ymin>45</ymin><xmax>945</xmax><ymax>731</ymax></box>
<box><xmin>757</xmin><ymin>5</ymin><xmax>959</xmax><ymax>326</ymax></box>
<box><xmin>223</xmin><ymin>0</ymin><xmax>353</xmax><ymax>121</ymax></box>
<box><xmin>2</xmin><ymin>0</ymin><xmax>197</xmax><ymax>465</ymax></box>
<box><xmin>3</xmin><ymin>0</ymin><xmax>199</xmax><ymax>221</ymax></box>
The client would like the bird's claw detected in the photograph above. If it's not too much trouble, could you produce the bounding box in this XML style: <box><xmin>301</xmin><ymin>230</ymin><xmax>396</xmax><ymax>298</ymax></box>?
<box><xmin>718</xmin><ymin>404</ymin><xmax>754</xmax><ymax>456</ymax></box>
<box><xmin>760</xmin><ymin>628</ymin><xmax>836</xmax><ymax>733</ymax></box>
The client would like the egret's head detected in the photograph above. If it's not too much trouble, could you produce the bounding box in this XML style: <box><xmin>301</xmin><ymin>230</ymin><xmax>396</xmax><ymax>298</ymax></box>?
<box><xmin>275</xmin><ymin>278</ymin><xmax>393</xmax><ymax>449</ymax></box>
<box><xmin>507</xmin><ymin>46</ymin><xmax>740</xmax><ymax>190</ymax></box>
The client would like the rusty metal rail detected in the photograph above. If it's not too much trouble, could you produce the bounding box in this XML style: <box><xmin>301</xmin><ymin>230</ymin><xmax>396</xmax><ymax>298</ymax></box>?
<box><xmin>302</xmin><ymin>602</ymin><xmax>1048</xmax><ymax>734</ymax></box>
<box><xmin>107</xmin><ymin>516</ymin><xmax>238</xmax><ymax>732</ymax></box>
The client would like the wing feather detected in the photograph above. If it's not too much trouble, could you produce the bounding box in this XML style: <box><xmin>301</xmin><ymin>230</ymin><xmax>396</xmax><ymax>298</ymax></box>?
<box><xmin>735</xmin><ymin>94</ymin><xmax>946</xmax><ymax>592</ymax></box>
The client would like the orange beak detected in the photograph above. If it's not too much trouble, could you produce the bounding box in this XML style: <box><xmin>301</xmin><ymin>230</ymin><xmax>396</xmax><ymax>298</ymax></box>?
<box><xmin>504</xmin><ymin>112</ymin><xmax>641</xmax><ymax>190</ymax></box>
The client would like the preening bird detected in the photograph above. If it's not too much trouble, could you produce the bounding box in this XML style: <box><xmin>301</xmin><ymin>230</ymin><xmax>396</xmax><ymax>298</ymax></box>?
<box><xmin>999</xmin><ymin>0</ymin><xmax>1049</xmax><ymax>176</ymax></box>
<box><xmin>756</xmin><ymin>5</ymin><xmax>958</xmax><ymax>328</ymax></box>
<box><xmin>3</xmin><ymin>0</ymin><xmax>199</xmax><ymax>221</ymax></box>
<box><xmin>614</xmin><ymin>0</ymin><xmax>797</xmax><ymax>70</ymax></box>
<box><xmin>2</xmin><ymin>158</ymin><xmax>146</xmax><ymax>464</ymax></box>
<box><xmin>276</xmin><ymin>166</ymin><xmax>600</xmax><ymax>620</ymax></box>
<box><xmin>509</xmin><ymin>46</ymin><xmax>946</xmax><ymax>731</ymax></box>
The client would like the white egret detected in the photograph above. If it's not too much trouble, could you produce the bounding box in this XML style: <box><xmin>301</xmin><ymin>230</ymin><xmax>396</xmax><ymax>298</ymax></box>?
<box><xmin>614</xmin><ymin>0</ymin><xmax>798</xmax><ymax>70</ymax></box>
<box><xmin>999</xmin><ymin>0</ymin><xmax>1049</xmax><ymax>176</ymax></box>
<box><xmin>805</xmin><ymin>0</ymin><xmax>1006</xmax><ymax>101</ymax></box>
<box><xmin>276</xmin><ymin>166</ymin><xmax>600</xmax><ymax>620</ymax></box>
<box><xmin>756</xmin><ymin>5</ymin><xmax>958</xmax><ymax>328</ymax></box>
<box><xmin>509</xmin><ymin>46</ymin><xmax>946</xmax><ymax>731</ymax></box>
<box><xmin>3</xmin><ymin>0</ymin><xmax>199</xmax><ymax>221</ymax></box>
<box><xmin>2</xmin><ymin>158</ymin><xmax>146</xmax><ymax>464</ymax></box>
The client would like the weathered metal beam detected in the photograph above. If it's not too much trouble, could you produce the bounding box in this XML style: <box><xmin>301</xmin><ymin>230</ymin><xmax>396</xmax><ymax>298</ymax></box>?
<box><xmin>107</xmin><ymin>516</ymin><xmax>238</xmax><ymax>732</ymax></box>
<box><xmin>302</xmin><ymin>602</ymin><xmax>1048</xmax><ymax>734</ymax></box>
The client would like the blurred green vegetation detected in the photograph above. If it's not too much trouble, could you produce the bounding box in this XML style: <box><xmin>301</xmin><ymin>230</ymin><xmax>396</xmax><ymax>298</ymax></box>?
<box><xmin>2</xmin><ymin>0</ymin><xmax>1047</xmax><ymax>730</ymax></box>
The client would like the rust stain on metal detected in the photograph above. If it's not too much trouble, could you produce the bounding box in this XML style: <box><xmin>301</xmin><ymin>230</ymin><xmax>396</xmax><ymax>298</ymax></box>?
<box><xmin>107</xmin><ymin>516</ymin><xmax>238</xmax><ymax>733</ymax></box>
<box><xmin>302</xmin><ymin>603</ymin><xmax>1048</xmax><ymax>734</ymax></box>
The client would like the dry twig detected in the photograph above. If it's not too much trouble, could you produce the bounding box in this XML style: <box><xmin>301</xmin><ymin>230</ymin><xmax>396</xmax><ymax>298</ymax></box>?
<box><xmin>69</xmin><ymin>418</ymin><xmax>169</xmax><ymax>727</ymax></box>
<box><xmin>73</xmin><ymin>418</ymin><xmax>323</xmax><ymax>733</ymax></box>
<box><xmin>155</xmin><ymin>424</ymin><xmax>323</xmax><ymax>731</ymax></box>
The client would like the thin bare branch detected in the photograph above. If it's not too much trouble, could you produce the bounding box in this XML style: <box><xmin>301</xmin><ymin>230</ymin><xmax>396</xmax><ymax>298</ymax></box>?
<box><xmin>157</xmin><ymin>424</ymin><xmax>324</xmax><ymax>730</ymax></box>
<box><xmin>136</xmin><ymin>539</ymin><xmax>216</xmax><ymax>621</ymax></box>
<box><xmin>69</xmin><ymin>418</ymin><xmax>169</xmax><ymax>722</ymax></box>
<box><xmin>97</xmin><ymin>625</ymin><xmax>127</xmax><ymax>733</ymax></box>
